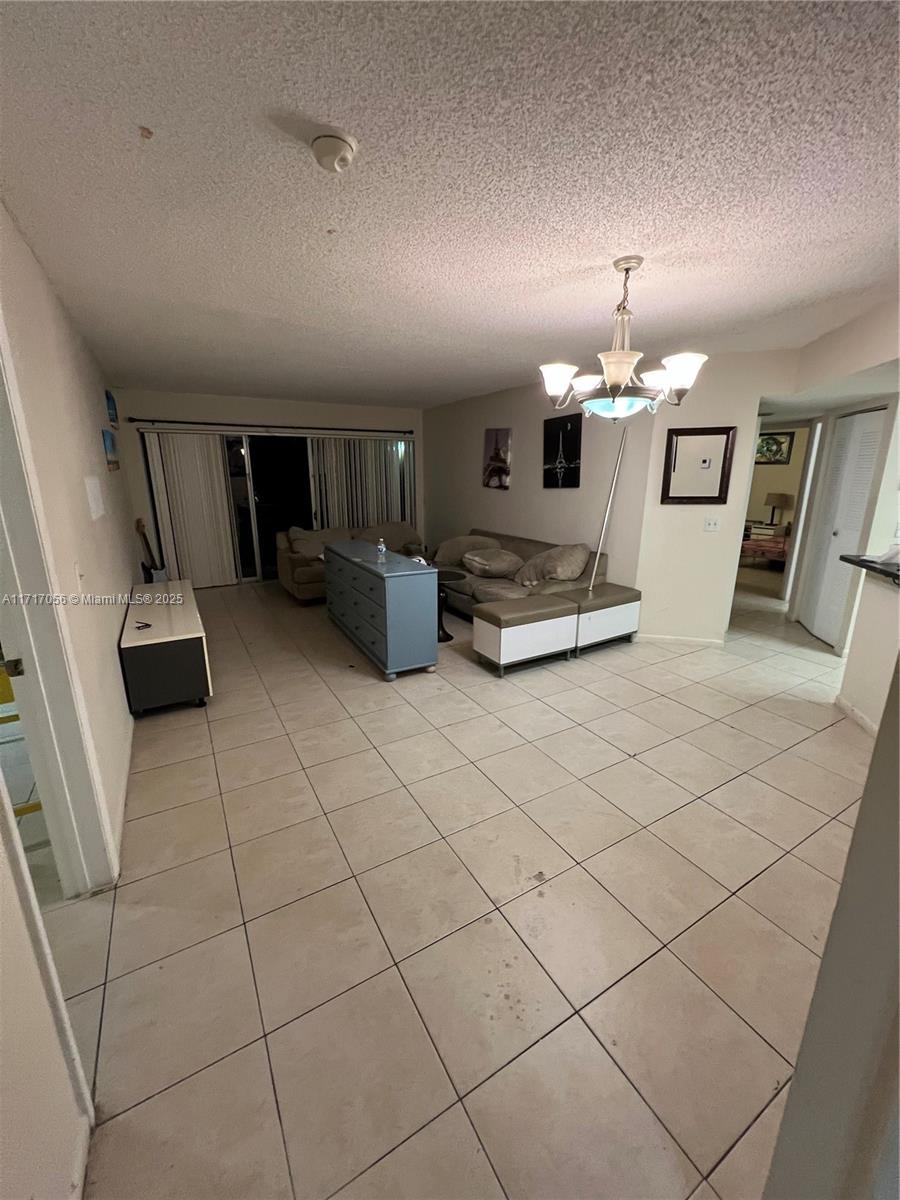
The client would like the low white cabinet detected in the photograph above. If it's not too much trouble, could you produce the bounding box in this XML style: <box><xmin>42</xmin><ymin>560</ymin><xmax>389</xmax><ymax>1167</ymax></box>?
<box><xmin>119</xmin><ymin>580</ymin><xmax>212</xmax><ymax>714</ymax></box>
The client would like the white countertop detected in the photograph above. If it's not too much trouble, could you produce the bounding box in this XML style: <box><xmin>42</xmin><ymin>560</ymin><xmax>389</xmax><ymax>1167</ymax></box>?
<box><xmin>120</xmin><ymin>580</ymin><xmax>205</xmax><ymax>648</ymax></box>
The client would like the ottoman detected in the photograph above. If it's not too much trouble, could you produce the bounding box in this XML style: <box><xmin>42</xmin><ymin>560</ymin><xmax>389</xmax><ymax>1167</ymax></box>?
<box><xmin>563</xmin><ymin>584</ymin><xmax>642</xmax><ymax>652</ymax></box>
<box><xmin>472</xmin><ymin>596</ymin><xmax>578</xmax><ymax>676</ymax></box>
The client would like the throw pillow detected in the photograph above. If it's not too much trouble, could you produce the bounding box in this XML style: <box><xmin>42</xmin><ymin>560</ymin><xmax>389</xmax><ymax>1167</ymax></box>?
<box><xmin>514</xmin><ymin>543</ymin><xmax>591</xmax><ymax>586</ymax></box>
<box><xmin>462</xmin><ymin>547</ymin><xmax>525</xmax><ymax>578</ymax></box>
<box><xmin>433</xmin><ymin>534</ymin><xmax>500</xmax><ymax>565</ymax></box>
<box><xmin>290</xmin><ymin>537</ymin><xmax>325</xmax><ymax>561</ymax></box>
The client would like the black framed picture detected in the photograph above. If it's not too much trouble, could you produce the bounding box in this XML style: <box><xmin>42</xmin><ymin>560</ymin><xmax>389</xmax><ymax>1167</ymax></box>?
<box><xmin>543</xmin><ymin>413</ymin><xmax>582</xmax><ymax>488</ymax></box>
<box><xmin>755</xmin><ymin>431</ymin><xmax>794</xmax><ymax>465</ymax></box>
<box><xmin>482</xmin><ymin>427</ymin><xmax>511</xmax><ymax>489</ymax></box>
<box><xmin>661</xmin><ymin>426</ymin><xmax>736</xmax><ymax>504</ymax></box>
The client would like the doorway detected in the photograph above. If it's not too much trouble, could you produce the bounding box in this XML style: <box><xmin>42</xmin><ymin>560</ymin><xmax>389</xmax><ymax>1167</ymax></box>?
<box><xmin>796</xmin><ymin>407</ymin><xmax>887</xmax><ymax>646</ymax></box>
<box><xmin>247</xmin><ymin>435</ymin><xmax>313</xmax><ymax>579</ymax></box>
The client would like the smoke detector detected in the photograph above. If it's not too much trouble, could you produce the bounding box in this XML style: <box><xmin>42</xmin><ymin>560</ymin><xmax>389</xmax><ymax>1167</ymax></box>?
<box><xmin>310</xmin><ymin>132</ymin><xmax>358</xmax><ymax>173</ymax></box>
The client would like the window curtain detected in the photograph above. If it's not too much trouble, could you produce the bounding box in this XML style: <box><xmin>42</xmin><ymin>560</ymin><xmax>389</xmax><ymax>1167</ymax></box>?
<box><xmin>307</xmin><ymin>436</ymin><xmax>416</xmax><ymax>530</ymax></box>
<box><xmin>155</xmin><ymin>433</ymin><xmax>238</xmax><ymax>587</ymax></box>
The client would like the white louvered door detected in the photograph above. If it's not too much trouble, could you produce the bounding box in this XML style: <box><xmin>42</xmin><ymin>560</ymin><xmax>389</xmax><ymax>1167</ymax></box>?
<box><xmin>798</xmin><ymin>408</ymin><xmax>885</xmax><ymax>646</ymax></box>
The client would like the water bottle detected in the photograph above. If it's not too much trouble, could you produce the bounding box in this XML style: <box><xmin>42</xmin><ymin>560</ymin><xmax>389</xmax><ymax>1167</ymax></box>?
<box><xmin>376</xmin><ymin>536</ymin><xmax>387</xmax><ymax>557</ymax></box>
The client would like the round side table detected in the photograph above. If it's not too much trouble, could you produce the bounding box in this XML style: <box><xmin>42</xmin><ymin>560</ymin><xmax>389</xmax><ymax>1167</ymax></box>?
<box><xmin>435</xmin><ymin>568</ymin><xmax>466</xmax><ymax>642</ymax></box>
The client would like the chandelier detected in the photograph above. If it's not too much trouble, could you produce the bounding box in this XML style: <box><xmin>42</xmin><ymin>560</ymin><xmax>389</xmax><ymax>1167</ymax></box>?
<box><xmin>539</xmin><ymin>256</ymin><xmax>707</xmax><ymax>420</ymax></box>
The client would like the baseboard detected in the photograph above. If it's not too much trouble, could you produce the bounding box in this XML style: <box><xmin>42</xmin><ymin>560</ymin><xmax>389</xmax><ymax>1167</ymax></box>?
<box><xmin>835</xmin><ymin>693</ymin><xmax>879</xmax><ymax>737</ymax></box>
<box><xmin>634</xmin><ymin>633</ymin><xmax>725</xmax><ymax>649</ymax></box>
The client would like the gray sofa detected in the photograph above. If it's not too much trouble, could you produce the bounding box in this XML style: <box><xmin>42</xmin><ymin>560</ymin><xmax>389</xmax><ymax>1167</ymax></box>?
<box><xmin>437</xmin><ymin>527</ymin><xmax>607</xmax><ymax>617</ymax></box>
<box><xmin>277</xmin><ymin>521</ymin><xmax>424</xmax><ymax>602</ymax></box>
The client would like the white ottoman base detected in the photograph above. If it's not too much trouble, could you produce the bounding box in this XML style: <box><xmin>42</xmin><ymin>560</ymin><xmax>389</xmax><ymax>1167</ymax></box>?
<box><xmin>473</xmin><ymin>613</ymin><xmax>577</xmax><ymax>676</ymax></box>
<box><xmin>576</xmin><ymin>601</ymin><xmax>641</xmax><ymax>651</ymax></box>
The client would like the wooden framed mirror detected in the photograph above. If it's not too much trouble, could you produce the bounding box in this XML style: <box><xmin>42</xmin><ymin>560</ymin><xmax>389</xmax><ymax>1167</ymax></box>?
<box><xmin>660</xmin><ymin>425</ymin><xmax>737</xmax><ymax>505</ymax></box>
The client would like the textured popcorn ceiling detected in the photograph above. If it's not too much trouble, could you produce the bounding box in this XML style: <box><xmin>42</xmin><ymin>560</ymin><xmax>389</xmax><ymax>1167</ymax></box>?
<box><xmin>1</xmin><ymin>1</ymin><xmax>897</xmax><ymax>407</ymax></box>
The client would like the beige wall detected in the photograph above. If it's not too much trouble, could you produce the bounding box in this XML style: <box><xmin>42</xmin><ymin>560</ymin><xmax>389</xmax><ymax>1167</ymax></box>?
<box><xmin>634</xmin><ymin>351</ymin><xmax>796</xmax><ymax>642</ymax></box>
<box><xmin>422</xmin><ymin>380</ymin><xmax>653</xmax><ymax>585</ymax></box>
<box><xmin>746</xmin><ymin>425</ymin><xmax>810</xmax><ymax>525</ymax></box>
<box><xmin>0</xmin><ymin>205</ymin><xmax>135</xmax><ymax>850</ymax></box>
<box><xmin>0</xmin><ymin>818</ymin><xmax>90</xmax><ymax>1199</ymax></box>
<box><xmin>114</xmin><ymin>388</ymin><xmax>425</xmax><ymax>558</ymax></box>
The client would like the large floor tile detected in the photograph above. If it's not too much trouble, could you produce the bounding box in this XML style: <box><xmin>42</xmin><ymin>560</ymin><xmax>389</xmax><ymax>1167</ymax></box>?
<box><xmin>130</xmin><ymin>722</ymin><xmax>213</xmax><ymax>774</ymax></box>
<box><xmin>543</xmin><ymin>686</ymin><xmax>618</xmax><ymax>723</ymax></box>
<box><xmin>584</xmin><ymin>950</ymin><xmax>788</xmax><ymax>1173</ymax></box>
<box><xmin>792</xmin><ymin>820</ymin><xmax>852</xmax><ymax>881</ymax></box>
<box><xmin>638</xmin><ymin>738</ymin><xmax>741</xmax><ymax>795</ymax></box>
<box><xmin>401</xmin><ymin>914</ymin><xmax>570</xmax><ymax>1092</ymax></box>
<box><xmin>268</xmin><ymin>970</ymin><xmax>455</xmax><ymax>1200</ymax></box>
<box><xmin>461</xmin><ymin>679</ymin><xmax>532</xmax><ymax>712</ymax></box>
<box><xmin>307</xmin><ymin>748</ymin><xmax>401</xmax><ymax>811</ymax></box>
<box><xmin>448</xmin><ymin>807</ymin><xmax>574</xmax><ymax>905</ymax></box>
<box><xmin>358</xmin><ymin>840</ymin><xmax>492</xmax><ymax>959</ymax></box>
<box><xmin>836</xmin><ymin>798</ymin><xmax>860</xmax><ymax>827</ymax></box>
<box><xmin>248</xmin><ymin>879</ymin><xmax>391</xmax><ymax>1030</ymax></box>
<box><xmin>651</xmin><ymin>800</ymin><xmax>782</xmax><ymax>890</ymax></box>
<box><xmin>508</xmin><ymin>665</ymin><xmax>572</xmax><ymax>698</ymax></box>
<box><xmin>586</xmin><ymin>709</ymin><xmax>673</xmax><ymax>755</ymax></box>
<box><xmin>290</xmin><ymin>718</ymin><xmax>372</xmax><ymax>766</ymax></box>
<box><xmin>791</xmin><ymin>722</ymin><xmax>873</xmax><ymax>783</ymax></box>
<box><xmin>682</xmin><ymin>722</ymin><xmax>778</xmax><ymax>770</ymax></box>
<box><xmin>533</xmin><ymin>725</ymin><xmax>626</xmax><ymax>777</ymax></box>
<box><xmin>758</xmin><ymin>692</ymin><xmax>843</xmax><ymax>731</ymax></box>
<box><xmin>503</xmin><ymin>866</ymin><xmax>660</xmax><ymax>1006</ymax></box>
<box><xmin>233</xmin><ymin>815</ymin><xmax>350</xmax><ymax>918</ymax></box>
<box><xmin>630</xmin><ymin>695</ymin><xmax>712</xmax><ymax>735</ymax></box>
<box><xmin>585</xmin><ymin>829</ymin><xmax>728</xmax><ymax>942</ymax></box>
<box><xmin>43</xmin><ymin>891</ymin><xmax>114</xmax><ymax>998</ymax></box>
<box><xmin>466</xmin><ymin>1017</ymin><xmax>699</xmax><ymax>1200</ymax></box>
<box><xmin>329</xmin><ymin>788</ymin><xmax>439</xmax><ymax>872</ymax></box>
<box><xmin>390</xmin><ymin>673</ymin><xmax>457</xmax><ymax>703</ymax></box>
<box><xmin>203</xmin><ymin>683</ymin><xmax>272</xmax><ymax>721</ymax></box>
<box><xmin>522</xmin><ymin>780</ymin><xmax>638</xmax><ymax>859</ymax></box>
<box><xmin>622</xmin><ymin>664</ymin><xmax>691</xmax><ymax>694</ymax></box>
<box><xmin>119</xmin><ymin>797</ymin><xmax>228</xmax><ymax>884</ymax></box>
<box><xmin>586</xmin><ymin>757</ymin><xmax>695</xmax><ymax>825</ymax></box>
<box><xmin>85</xmin><ymin>1042</ymin><xmax>291</xmax><ymax>1199</ymax></box>
<box><xmin>108</xmin><ymin>851</ymin><xmax>242</xmax><ymax>978</ymax></box>
<box><xmin>720</xmin><ymin>705</ymin><xmax>810</xmax><ymax>749</ymax></box>
<box><xmin>704</xmin><ymin>775</ymin><xmax>828</xmax><ymax>850</ymax></box>
<box><xmin>587</xmin><ymin>674</ymin><xmax>659</xmax><ymax>707</ymax></box>
<box><xmin>215</xmin><ymin>735</ymin><xmax>302</xmax><ymax>792</ymax></box>
<box><xmin>276</xmin><ymin>692</ymin><xmax>349</xmax><ymax>733</ymax></box>
<box><xmin>338</xmin><ymin>682</ymin><xmax>408</xmax><ymax>716</ymax></box>
<box><xmin>496</xmin><ymin>698</ymin><xmax>575</xmax><ymax>739</ymax></box>
<box><xmin>409</xmin><ymin>763</ymin><xmax>513</xmax><ymax>834</ymax></box>
<box><xmin>671</xmin><ymin>898</ymin><xmax>820</xmax><ymax>1062</ymax></box>
<box><xmin>95</xmin><ymin>929</ymin><xmax>262</xmax><ymax>1119</ymax></box>
<box><xmin>668</xmin><ymin>682</ymin><xmax>749</xmax><ymax>718</ymax></box>
<box><xmin>333</xmin><ymin>1104</ymin><xmax>504</xmax><ymax>1200</ymax></box>
<box><xmin>379</xmin><ymin>730</ymin><xmax>468</xmax><ymax>783</ymax></box>
<box><xmin>709</xmin><ymin>1085</ymin><xmax>790</xmax><ymax>1200</ymax></box>
<box><xmin>440</xmin><ymin>713</ymin><xmax>525</xmax><ymax>760</ymax></box>
<box><xmin>222</xmin><ymin>769</ymin><xmax>321</xmax><ymax>844</ymax></box>
<box><xmin>739</xmin><ymin>854</ymin><xmax>840</xmax><ymax>954</ymax></box>
<box><xmin>412</xmin><ymin>689</ymin><xmax>487</xmax><ymax>727</ymax></box>
<box><xmin>545</xmin><ymin>658</ymin><xmax>611</xmax><ymax>687</ymax></box>
<box><xmin>125</xmin><ymin>755</ymin><xmax>219</xmax><ymax>820</ymax></box>
<box><xmin>353</xmin><ymin>703</ymin><xmax>432</xmax><ymax>746</ymax></box>
<box><xmin>750</xmin><ymin>750</ymin><xmax>862</xmax><ymax>816</ymax></box>
<box><xmin>67</xmin><ymin>987</ymin><xmax>103</xmax><ymax>1081</ymax></box>
<box><xmin>477</xmin><ymin>742</ymin><xmax>576</xmax><ymax>803</ymax></box>
<box><xmin>209</xmin><ymin>708</ymin><xmax>286</xmax><ymax>753</ymax></box>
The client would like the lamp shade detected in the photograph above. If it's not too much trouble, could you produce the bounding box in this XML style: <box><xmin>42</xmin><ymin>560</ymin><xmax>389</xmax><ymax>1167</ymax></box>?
<box><xmin>764</xmin><ymin>493</ymin><xmax>794</xmax><ymax>509</ymax></box>
<box><xmin>539</xmin><ymin>362</ymin><xmax>578</xmax><ymax>398</ymax></box>
<box><xmin>661</xmin><ymin>352</ymin><xmax>707</xmax><ymax>392</ymax></box>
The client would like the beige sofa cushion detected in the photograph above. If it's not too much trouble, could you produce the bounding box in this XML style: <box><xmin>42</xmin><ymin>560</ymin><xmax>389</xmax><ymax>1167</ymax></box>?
<box><xmin>471</xmin><ymin>579</ymin><xmax>530</xmax><ymax>603</ymax></box>
<box><xmin>434</xmin><ymin>535</ymin><xmax>500</xmax><ymax>565</ymax></box>
<box><xmin>515</xmin><ymin>543</ymin><xmax>591</xmax><ymax>586</ymax></box>
<box><xmin>462</xmin><ymin>548</ymin><xmax>524</xmax><ymax>578</ymax></box>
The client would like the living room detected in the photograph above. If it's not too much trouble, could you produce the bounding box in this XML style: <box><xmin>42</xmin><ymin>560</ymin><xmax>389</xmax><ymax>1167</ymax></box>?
<box><xmin>1</xmin><ymin>4</ymin><xmax>898</xmax><ymax>1200</ymax></box>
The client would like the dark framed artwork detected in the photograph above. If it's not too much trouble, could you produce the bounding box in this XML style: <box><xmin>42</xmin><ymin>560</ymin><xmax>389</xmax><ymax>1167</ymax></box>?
<box><xmin>543</xmin><ymin>413</ymin><xmax>582</xmax><ymax>488</ymax></box>
<box><xmin>661</xmin><ymin>426</ymin><xmax>736</xmax><ymax>504</ymax></box>
<box><xmin>482</xmin><ymin>427</ymin><xmax>511</xmax><ymax>489</ymax></box>
<box><xmin>755</xmin><ymin>431</ymin><xmax>794</xmax><ymax>465</ymax></box>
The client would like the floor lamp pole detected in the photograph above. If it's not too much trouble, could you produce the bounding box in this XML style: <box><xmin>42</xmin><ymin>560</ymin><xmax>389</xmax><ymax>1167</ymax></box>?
<box><xmin>587</xmin><ymin>424</ymin><xmax>629</xmax><ymax>593</ymax></box>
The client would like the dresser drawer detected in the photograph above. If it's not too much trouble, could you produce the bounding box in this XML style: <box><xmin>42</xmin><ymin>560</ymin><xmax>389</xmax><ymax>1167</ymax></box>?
<box><xmin>345</xmin><ymin>565</ymin><xmax>386</xmax><ymax>607</ymax></box>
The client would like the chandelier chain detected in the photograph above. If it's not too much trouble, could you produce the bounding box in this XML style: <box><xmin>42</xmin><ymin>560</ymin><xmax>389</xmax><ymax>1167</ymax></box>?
<box><xmin>616</xmin><ymin>268</ymin><xmax>631</xmax><ymax>314</ymax></box>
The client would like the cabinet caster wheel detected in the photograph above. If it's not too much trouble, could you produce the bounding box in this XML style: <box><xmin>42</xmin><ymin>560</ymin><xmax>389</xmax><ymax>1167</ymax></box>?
<box><xmin>425</xmin><ymin>666</ymin><xmax>436</xmax><ymax>673</ymax></box>
<box><xmin>384</xmin><ymin>672</ymin><xmax>397</xmax><ymax>682</ymax></box>
<box><xmin>196</xmin><ymin>698</ymin><xmax>207</xmax><ymax>708</ymax></box>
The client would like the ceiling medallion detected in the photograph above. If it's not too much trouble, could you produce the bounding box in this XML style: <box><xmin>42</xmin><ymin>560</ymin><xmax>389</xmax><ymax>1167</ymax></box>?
<box><xmin>539</xmin><ymin>256</ymin><xmax>708</xmax><ymax>420</ymax></box>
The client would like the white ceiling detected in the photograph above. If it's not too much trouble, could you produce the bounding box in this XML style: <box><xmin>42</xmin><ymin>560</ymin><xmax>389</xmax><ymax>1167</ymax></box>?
<box><xmin>762</xmin><ymin>359</ymin><xmax>900</xmax><ymax>421</ymax></box>
<box><xmin>1</xmin><ymin>1</ymin><xmax>897</xmax><ymax>408</ymax></box>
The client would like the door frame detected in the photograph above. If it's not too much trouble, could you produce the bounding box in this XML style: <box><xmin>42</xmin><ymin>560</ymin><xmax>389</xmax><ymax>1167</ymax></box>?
<box><xmin>0</xmin><ymin>329</ymin><xmax>116</xmax><ymax>895</ymax></box>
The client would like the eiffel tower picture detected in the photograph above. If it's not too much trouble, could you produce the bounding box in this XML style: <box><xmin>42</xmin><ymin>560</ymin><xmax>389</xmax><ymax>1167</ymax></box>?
<box><xmin>482</xmin><ymin>427</ymin><xmax>511</xmax><ymax>489</ymax></box>
<box><xmin>543</xmin><ymin>414</ymin><xmax>582</xmax><ymax>488</ymax></box>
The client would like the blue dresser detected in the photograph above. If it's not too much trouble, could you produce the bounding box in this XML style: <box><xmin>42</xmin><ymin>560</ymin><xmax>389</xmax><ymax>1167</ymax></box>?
<box><xmin>324</xmin><ymin>541</ymin><xmax>438</xmax><ymax>681</ymax></box>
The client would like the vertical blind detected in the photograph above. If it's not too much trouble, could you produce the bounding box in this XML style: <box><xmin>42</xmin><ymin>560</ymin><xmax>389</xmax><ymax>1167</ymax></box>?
<box><xmin>307</xmin><ymin>436</ymin><xmax>416</xmax><ymax>529</ymax></box>
<box><xmin>156</xmin><ymin>433</ymin><xmax>239</xmax><ymax>588</ymax></box>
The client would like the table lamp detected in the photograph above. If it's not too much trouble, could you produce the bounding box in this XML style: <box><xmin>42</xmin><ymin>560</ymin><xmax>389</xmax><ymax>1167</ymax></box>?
<box><xmin>765</xmin><ymin>492</ymin><xmax>793</xmax><ymax>525</ymax></box>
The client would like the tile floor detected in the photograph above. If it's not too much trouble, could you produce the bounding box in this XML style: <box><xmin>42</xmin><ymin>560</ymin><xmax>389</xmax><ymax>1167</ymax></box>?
<box><xmin>52</xmin><ymin>583</ymin><xmax>872</xmax><ymax>1200</ymax></box>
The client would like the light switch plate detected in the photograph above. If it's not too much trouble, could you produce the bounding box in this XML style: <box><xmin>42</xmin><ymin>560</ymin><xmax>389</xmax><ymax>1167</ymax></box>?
<box><xmin>703</xmin><ymin>516</ymin><xmax>721</xmax><ymax>532</ymax></box>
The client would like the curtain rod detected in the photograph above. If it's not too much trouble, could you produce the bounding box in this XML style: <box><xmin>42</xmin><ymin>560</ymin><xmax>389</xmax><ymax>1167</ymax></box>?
<box><xmin>128</xmin><ymin>416</ymin><xmax>416</xmax><ymax>436</ymax></box>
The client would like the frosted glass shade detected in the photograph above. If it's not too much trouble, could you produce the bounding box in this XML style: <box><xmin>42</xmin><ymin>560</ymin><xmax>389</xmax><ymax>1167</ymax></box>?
<box><xmin>640</xmin><ymin>368</ymin><xmax>670</xmax><ymax>395</ymax></box>
<box><xmin>582</xmin><ymin>395</ymin><xmax>649</xmax><ymax>420</ymax></box>
<box><xmin>661</xmin><ymin>352</ymin><xmax>707</xmax><ymax>391</ymax></box>
<box><xmin>570</xmin><ymin>373</ymin><xmax>604</xmax><ymax>394</ymax></box>
<box><xmin>539</xmin><ymin>362</ymin><xmax>578</xmax><ymax>398</ymax></box>
<box><xmin>598</xmin><ymin>349</ymin><xmax>642</xmax><ymax>389</ymax></box>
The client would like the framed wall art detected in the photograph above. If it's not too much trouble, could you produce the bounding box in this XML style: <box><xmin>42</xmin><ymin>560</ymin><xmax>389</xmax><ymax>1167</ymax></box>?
<box><xmin>661</xmin><ymin>425</ymin><xmax>736</xmax><ymax>504</ymax></box>
<box><xmin>755</xmin><ymin>431</ymin><xmax>794</xmax><ymax>465</ymax></box>
<box><xmin>482</xmin><ymin>427</ymin><xmax>511</xmax><ymax>489</ymax></box>
<box><xmin>543</xmin><ymin>413</ymin><xmax>582</xmax><ymax>488</ymax></box>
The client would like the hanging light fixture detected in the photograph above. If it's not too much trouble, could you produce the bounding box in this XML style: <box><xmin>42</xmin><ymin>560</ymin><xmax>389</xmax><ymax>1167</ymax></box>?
<box><xmin>539</xmin><ymin>256</ymin><xmax>707</xmax><ymax>420</ymax></box>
